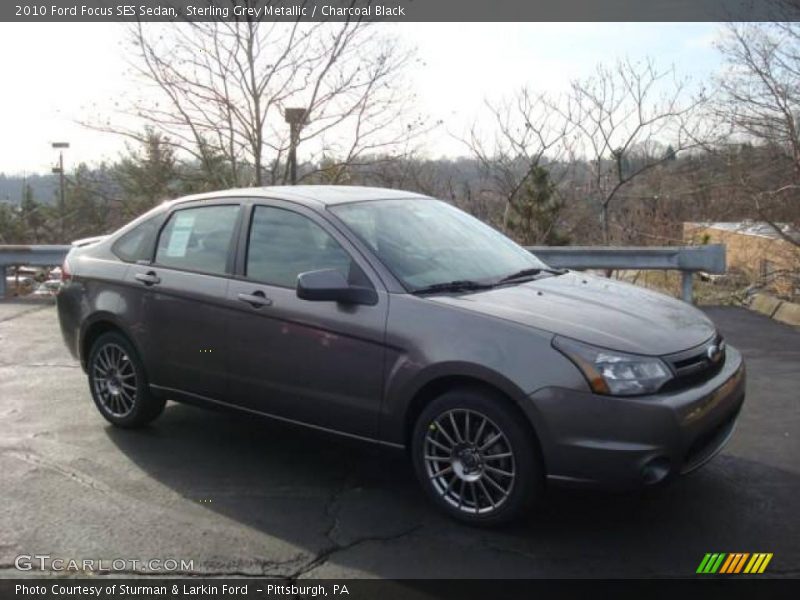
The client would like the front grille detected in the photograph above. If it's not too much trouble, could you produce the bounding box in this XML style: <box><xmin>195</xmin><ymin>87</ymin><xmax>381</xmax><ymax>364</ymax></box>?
<box><xmin>660</xmin><ymin>334</ymin><xmax>726</xmax><ymax>393</ymax></box>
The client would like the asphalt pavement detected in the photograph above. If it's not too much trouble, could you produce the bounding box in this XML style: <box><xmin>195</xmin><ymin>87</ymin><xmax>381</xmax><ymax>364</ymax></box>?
<box><xmin>0</xmin><ymin>300</ymin><xmax>798</xmax><ymax>578</ymax></box>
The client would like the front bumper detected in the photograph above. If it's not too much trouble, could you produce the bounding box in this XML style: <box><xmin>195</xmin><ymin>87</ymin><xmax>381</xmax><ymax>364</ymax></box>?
<box><xmin>528</xmin><ymin>345</ymin><xmax>746</xmax><ymax>489</ymax></box>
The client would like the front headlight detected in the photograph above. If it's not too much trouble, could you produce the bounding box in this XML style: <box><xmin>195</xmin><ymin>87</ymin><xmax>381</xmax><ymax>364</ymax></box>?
<box><xmin>553</xmin><ymin>336</ymin><xmax>673</xmax><ymax>396</ymax></box>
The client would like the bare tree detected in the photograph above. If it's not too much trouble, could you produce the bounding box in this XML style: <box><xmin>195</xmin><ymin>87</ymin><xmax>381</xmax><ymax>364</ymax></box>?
<box><xmin>88</xmin><ymin>12</ymin><xmax>426</xmax><ymax>188</ymax></box>
<box><xmin>559</xmin><ymin>58</ymin><xmax>707</xmax><ymax>243</ymax></box>
<box><xmin>715</xmin><ymin>22</ymin><xmax>800</xmax><ymax>247</ymax></box>
<box><xmin>464</xmin><ymin>88</ymin><xmax>577</xmax><ymax>244</ymax></box>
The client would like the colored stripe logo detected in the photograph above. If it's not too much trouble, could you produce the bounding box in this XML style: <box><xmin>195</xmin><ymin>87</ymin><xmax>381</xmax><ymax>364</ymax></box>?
<box><xmin>697</xmin><ymin>553</ymin><xmax>773</xmax><ymax>574</ymax></box>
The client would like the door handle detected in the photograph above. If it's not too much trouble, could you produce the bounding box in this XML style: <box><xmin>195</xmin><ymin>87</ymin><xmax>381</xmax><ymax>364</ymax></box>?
<box><xmin>237</xmin><ymin>290</ymin><xmax>273</xmax><ymax>308</ymax></box>
<box><xmin>135</xmin><ymin>271</ymin><xmax>161</xmax><ymax>286</ymax></box>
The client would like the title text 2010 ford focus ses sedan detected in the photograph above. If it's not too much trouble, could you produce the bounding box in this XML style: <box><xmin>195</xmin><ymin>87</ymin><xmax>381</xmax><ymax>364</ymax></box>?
<box><xmin>57</xmin><ymin>186</ymin><xmax>745</xmax><ymax>524</ymax></box>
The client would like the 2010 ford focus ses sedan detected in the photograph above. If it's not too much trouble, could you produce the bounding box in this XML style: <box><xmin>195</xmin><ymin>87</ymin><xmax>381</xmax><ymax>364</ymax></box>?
<box><xmin>57</xmin><ymin>186</ymin><xmax>745</xmax><ymax>524</ymax></box>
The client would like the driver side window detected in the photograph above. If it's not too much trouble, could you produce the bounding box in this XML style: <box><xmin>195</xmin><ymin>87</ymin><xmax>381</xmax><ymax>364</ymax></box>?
<box><xmin>246</xmin><ymin>206</ymin><xmax>365</xmax><ymax>288</ymax></box>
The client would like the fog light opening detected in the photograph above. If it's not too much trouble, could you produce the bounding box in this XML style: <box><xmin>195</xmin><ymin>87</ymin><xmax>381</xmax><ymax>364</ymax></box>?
<box><xmin>642</xmin><ymin>457</ymin><xmax>671</xmax><ymax>485</ymax></box>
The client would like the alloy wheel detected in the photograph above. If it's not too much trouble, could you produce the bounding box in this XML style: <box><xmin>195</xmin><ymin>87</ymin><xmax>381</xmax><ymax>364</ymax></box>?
<box><xmin>92</xmin><ymin>343</ymin><xmax>137</xmax><ymax>417</ymax></box>
<box><xmin>423</xmin><ymin>408</ymin><xmax>516</xmax><ymax>515</ymax></box>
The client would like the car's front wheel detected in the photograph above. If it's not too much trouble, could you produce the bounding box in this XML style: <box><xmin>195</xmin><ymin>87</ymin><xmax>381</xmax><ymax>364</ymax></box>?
<box><xmin>87</xmin><ymin>332</ymin><xmax>165</xmax><ymax>428</ymax></box>
<box><xmin>411</xmin><ymin>388</ymin><xmax>544</xmax><ymax>525</ymax></box>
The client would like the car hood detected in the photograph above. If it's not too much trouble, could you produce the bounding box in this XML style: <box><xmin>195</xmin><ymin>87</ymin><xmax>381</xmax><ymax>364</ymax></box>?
<box><xmin>427</xmin><ymin>272</ymin><xmax>716</xmax><ymax>356</ymax></box>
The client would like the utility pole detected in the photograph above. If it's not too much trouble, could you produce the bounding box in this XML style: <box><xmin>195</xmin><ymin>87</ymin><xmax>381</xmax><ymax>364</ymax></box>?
<box><xmin>284</xmin><ymin>108</ymin><xmax>309</xmax><ymax>185</ymax></box>
<box><xmin>51</xmin><ymin>142</ymin><xmax>69</xmax><ymax>241</ymax></box>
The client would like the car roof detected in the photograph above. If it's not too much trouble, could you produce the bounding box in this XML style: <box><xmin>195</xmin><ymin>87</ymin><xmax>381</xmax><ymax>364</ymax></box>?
<box><xmin>171</xmin><ymin>185</ymin><xmax>431</xmax><ymax>208</ymax></box>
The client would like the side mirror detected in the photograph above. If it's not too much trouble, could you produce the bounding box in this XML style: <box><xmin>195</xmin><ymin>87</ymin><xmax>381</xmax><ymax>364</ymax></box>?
<box><xmin>296</xmin><ymin>269</ymin><xmax>378</xmax><ymax>306</ymax></box>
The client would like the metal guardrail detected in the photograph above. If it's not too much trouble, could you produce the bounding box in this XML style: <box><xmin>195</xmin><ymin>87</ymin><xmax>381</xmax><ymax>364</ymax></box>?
<box><xmin>0</xmin><ymin>244</ymin><xmax>726</xmax><ymax>304</ymax></box>
<box><xmin>0</xmin><ymin>245</ymin><xmax>71</xmax><ymax>298</ymax></box>
<box><xmin>527</xmin><ymin>244</ymin><xmax>726</xmax><ymax>303</ymax></box>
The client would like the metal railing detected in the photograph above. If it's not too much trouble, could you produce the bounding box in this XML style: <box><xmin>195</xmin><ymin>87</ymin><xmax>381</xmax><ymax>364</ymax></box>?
<box><xmin>0</xmin><ymin>245</ymin><xmax>71</xmax><ymax>298</ymax></box>
<box><xmin>0</xmin><ymin>243</ymin><xmax>726</xmax><ymax>304</ymax></box>
<box><xmin>527</xmin><ymin>244</ymin><xmax>726</xmax><ymax>303</ymax></box>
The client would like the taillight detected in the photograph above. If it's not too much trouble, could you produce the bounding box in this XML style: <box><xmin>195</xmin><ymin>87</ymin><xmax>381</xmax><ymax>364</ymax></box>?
<box><xmin>61</xmin><ymin>258</ymin><xmax>72</xmax><ymax>283</ymax></box>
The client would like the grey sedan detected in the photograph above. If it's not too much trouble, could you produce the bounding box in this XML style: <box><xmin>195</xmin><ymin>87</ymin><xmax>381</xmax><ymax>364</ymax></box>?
<box><xmin>56</xmin><ymin>186</ymin><xmax>745</xmax><ymax>524</ymax></box>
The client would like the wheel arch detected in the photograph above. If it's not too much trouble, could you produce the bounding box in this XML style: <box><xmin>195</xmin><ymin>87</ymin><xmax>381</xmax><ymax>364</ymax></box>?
<box><xmin>398</xmin><ymin>369</ymin><xmax>546</xmax><ymax>470</ymax></box>
<box><xmin>79</xmin><ymin>314</ymin><xmax>141</xmax><ymax>372</ymax></box>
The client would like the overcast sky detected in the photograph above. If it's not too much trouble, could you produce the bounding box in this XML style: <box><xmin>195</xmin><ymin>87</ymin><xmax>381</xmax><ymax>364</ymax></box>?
<box><xmin>0</xmin><ymin>22</ymin><xmax>723</xmax><ymax>175</ymax></box>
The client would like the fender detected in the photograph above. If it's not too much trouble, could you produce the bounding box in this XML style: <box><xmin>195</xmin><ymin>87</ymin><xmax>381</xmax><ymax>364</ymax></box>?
<box><xmin>380</xmin><ymin>360</ymin><xmax>533</xmax><ymax>446</ymax></box>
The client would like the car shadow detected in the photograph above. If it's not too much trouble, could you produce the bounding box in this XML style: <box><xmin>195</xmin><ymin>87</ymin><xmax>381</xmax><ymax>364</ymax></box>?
<box><xmin>105</xmin><ymin>401</ymin><xmax>800</xmax><ymax>578</ymax></box>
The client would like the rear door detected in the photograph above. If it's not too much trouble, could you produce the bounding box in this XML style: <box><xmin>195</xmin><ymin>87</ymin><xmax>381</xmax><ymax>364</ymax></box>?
<box><xmin>125</xmin><ymin>200</ymin><xmax>242</xmax><ymax>400</ymax></box>
<box><xmin>225</xmin><ymin>200</ymin><xmax>389</xmax><ymax>439</ymax></box>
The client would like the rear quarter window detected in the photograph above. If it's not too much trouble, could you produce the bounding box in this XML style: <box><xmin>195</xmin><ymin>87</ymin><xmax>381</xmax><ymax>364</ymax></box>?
<box><xmin>111</xmin><ymin>216</ymin><xmax>161</xmax><ymax>263</ymax></box>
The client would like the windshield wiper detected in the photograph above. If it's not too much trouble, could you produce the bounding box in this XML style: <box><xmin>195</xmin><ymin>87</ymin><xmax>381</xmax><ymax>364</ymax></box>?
<box><xmin>412</xmin><ymin>280</ymin><xmax>495</xmax><ymax>295</ymax></box>
<box><xmin>497</xmin><ymin>267</ymin><xmax>567</xmax><ymax>284</ymax></box>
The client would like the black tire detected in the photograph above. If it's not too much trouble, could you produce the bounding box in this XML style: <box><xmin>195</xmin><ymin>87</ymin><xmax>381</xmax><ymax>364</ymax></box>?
<box><xmin>87</xmin><ymin>331</ymin><xmax>165</xmax><ymax>428</ymax></box>
<box><xmin>411</xmin><ymin>387</ymin><xmax>543</xmax><ymax>525</ymax></box>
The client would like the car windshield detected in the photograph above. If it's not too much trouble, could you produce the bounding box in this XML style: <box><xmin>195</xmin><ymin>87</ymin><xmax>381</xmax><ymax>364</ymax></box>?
<box><xmin>329</xmin><ymin>198</ymin><xmax>549</xmax><ymax>290</ymax></box>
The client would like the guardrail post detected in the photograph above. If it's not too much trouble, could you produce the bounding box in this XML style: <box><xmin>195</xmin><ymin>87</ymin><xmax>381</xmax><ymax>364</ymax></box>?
<box><xmin>681</xmin><ymin>271</ymin><xmax>693</xmax><ymax>304</ymax></box>
<box><xmin>0</xmin><ymin>266</ymin><xmax>6</xmax><ymax>299</ymax></box>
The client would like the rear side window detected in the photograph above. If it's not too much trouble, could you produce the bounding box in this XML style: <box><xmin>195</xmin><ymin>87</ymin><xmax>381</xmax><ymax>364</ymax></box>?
<box><xmin>246</xmin><ymin>206</ymin><xmax>362</xmax><ymax>288</ymax></box>
<box><xmin>155</xmin><ymin>205</ymin><xmax>239</xmax><ymax>276</ymax></box>
<box><xmin>112</xmin><ymin>216</ymin><xmax>160</xmax><ymax>263</ymax></box>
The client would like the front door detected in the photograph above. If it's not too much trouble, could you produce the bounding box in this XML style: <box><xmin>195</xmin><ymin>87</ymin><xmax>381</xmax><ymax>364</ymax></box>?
<box><xmin>226</xmin><ymin>202</ymin><xmax>388</xmax><ymax>439</ymax></box>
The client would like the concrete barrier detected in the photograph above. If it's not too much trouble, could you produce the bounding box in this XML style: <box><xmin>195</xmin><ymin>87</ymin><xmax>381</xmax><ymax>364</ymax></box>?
<box><xmin>747</xmin><ymin>293</ymin><xmax>800</xmax><ymax>327</ymax></box>
<box><xmin>750</xmin><ymin>293</ymin><xmax>784</xmax><ymax>318</ymax></box>
<box><xmin>774</xmin><ymin>300</ymin><xmax>800</xmax><ymax>327</ymax></box>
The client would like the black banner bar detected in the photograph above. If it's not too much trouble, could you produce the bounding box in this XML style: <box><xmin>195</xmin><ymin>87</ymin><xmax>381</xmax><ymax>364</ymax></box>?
<box><xmin>2</xmin><ymin>579</ymin><xmax>800</xmax><ymax>600</ymax></box>
<box><xmin>3</xmin><ymin>0</ymin><xmax>800</xmax><ymax>23</ymax></box>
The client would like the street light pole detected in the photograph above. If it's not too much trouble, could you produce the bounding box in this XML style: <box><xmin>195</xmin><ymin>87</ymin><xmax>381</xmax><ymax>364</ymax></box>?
<box><xmin>51</xmin><ymin>142</ymin><xmax>69</xmax><ymax>241</ymax></box>
<box><xmin>283</xmin><ymin>108</ymin><xmax>309</xmax><ymax>185</ymax></box>
<box><xmin>289</xmin><ymin>121</ymin><xmax>298</xmax><ymax>185</ymax></box>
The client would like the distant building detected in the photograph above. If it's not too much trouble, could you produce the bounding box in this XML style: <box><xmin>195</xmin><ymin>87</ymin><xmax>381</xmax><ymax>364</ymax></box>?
<box><xmin>684</xmin><ymin>221</ymin><xmax>800</xmax><ymax>298</ymax></box>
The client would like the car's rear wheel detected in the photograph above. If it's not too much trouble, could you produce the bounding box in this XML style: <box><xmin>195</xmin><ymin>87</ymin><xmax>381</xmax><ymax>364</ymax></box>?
<box><xmin>411</xmin><ymin>388</ymin><xmax>543</xmax><ymax>525</ymax></box>
<box><xmin>87</xmin><ymin>332</ymin><xmax>165</xmax><ymax>428</ymax></box>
